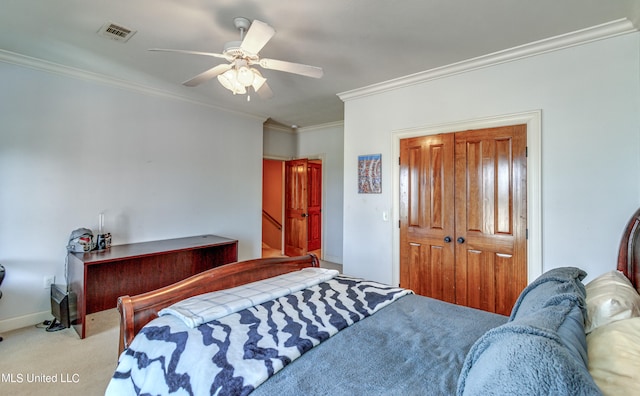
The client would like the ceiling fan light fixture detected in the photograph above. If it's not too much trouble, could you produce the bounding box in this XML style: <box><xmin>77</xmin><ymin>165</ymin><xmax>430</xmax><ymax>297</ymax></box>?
<box><xmin>217</xmin><ymin>69</ymin><xmax>246</xmax><ymax>94</ymax></box>
<box><xmin>251</xmin><ymin>69</ymin><xmax>267</xmax><ymax>91</ymax></box>
<box><xmin>218</xmin><ymin>60</ymin><xmax>264</xmax><ymax>96</ymax></box>
<box><xmin>217</xmin><ymin>69</ymin><xmax>235</xmax><ymax>91</ymax></box>
<box><xmin>236</xmin><ymin>65</ymin><xmax>255</xmax><ymax>86</ymax></box>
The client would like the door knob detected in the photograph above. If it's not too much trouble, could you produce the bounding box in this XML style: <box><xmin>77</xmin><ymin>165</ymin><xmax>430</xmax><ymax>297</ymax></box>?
<box><xmin>457</xmin><ymin>237</ymin><xmax>465</xmax><ymax>244</ymax></box>
<box><xmin>444</xmin><ymin>236</ymin><xmax>452</xmax><ymax>243</ymax></box>
<box><xmin>301</xmin><ymin>213</ymin><xmax>308</xmax><ymax>217</ymax></box>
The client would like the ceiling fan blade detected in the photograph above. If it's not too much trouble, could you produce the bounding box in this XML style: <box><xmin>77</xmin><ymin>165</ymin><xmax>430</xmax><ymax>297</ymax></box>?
<box><xmin>182</xmin><ymin>63</ymin><xmax>232</xmax><ymax>87</ymax></box>
<box><xmin>258</xmin><ymin>58</ymin><xmax>323</xmax><ymax>78</ymax></box>
<box><xmin>256</xmin><ymin>82</ymin><xmax>273</xmax><ymax>99</ymax></box>
<box><xmin>240</xmin><ymin>20</ymin><xmax>275</xmax><ymax>55</ymax></box>
<box><xmin>149</xmin><ymin>48</ymin><xmax>232</xmax><ymax>61</ymax></box>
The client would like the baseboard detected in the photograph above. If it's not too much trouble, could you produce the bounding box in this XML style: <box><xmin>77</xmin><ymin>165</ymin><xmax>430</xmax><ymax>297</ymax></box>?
<box><xmin>0</xmin><ymin>310</ymin><xmax>51</xmax><ymax>334</ymax></box>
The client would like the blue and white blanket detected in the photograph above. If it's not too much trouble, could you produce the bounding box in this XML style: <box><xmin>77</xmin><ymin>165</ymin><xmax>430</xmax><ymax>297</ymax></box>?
<box><xmin>105</xmin><ymin>270</ymin><xmax>412</xmax><ymax>396</ymax></box>
<box><xmin>159</xmin><ymin>268</ymin><xmax>340</xmax><ymax>328</ymax></box>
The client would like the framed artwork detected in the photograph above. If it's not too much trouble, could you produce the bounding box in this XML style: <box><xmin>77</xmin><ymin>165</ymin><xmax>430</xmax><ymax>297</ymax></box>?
<box><xmin>358</xmin><ymin>154</ymin><xmax>382</xmax><ymax>193</ymax></box>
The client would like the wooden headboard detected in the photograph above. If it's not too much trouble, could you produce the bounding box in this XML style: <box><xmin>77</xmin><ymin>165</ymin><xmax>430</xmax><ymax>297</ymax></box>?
<box><xmin>617</xmin><ymin>207</ymin><xmax>640</xmax><ymax>292</ymax></box>
<box><xmin>117</xmin><ymin>254</ymin><xmax>320</xmax><ymax>354</ymax></box>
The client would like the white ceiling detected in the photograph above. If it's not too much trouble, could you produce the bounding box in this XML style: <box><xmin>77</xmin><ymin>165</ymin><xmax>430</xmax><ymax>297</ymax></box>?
<box><xmin>1</xmin><ymin>0</ymin><xmax>639</xmax><ymax>128</ymax></box>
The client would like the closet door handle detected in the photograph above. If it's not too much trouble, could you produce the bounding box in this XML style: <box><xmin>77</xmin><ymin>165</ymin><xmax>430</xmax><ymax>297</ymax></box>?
<box><xmin>444</xmin><ymin>236</ymin><xmax>452</xmax><ymax>243</ymax></box>
<box><xmin>457</xmin><ymin>237</ymin><xmax>465</xmax><ymax>244</ymax></box>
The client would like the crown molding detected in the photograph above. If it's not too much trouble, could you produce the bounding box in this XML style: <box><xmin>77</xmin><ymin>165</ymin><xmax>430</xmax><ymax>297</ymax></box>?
<box><xmin>263</xmin><ymin>119</ymin><xmax>343</xmax><ymax>133</ymax></box>
<box><xmin>338</xmin><ymin>18</ymin><xmax>638</xmax><ymax>102</ymax></box>
<box><xmin>0</xmin><ymin>48</ymin><xmax>266</xmax><ymax>123</ymax></box>
<box><xmin>297</xmin><ymin>120</ymin><xmax>344</xmax><ymax>133</ymax></box>
<box><xmin>263</xmin><ymin>121</ymin><xmax>296</xmax><ymax>133</ymax></box>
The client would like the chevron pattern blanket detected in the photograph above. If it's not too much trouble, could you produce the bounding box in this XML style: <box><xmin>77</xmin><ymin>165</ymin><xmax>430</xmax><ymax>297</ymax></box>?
<box><xmin>106</xmin><ymin>274</ymin><xmax>412</xmax><ymax>396</ymax></box>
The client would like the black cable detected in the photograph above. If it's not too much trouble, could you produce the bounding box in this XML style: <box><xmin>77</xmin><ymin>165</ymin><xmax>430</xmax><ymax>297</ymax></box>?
<box><xmin>45</xmin><ymin>318</ymin><xmax>65</xmax><ymax>332</ymax></box>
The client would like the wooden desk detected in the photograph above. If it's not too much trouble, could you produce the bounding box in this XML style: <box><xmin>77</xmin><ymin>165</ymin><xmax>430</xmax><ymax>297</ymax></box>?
<box><xmin>67</xmin><ymin>234</ymin><xmax>238</xmax><ymax>338</ymax></box>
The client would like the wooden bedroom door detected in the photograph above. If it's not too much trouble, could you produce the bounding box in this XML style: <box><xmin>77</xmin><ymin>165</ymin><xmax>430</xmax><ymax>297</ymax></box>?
<box><xmin>284</xmin><ymin>158</ymin><xmax>309</xmax><ymax>256</ymax></box>
<box><xmin>307</xmin><ymin>161</ymin><xmax>322</xmax><ymax>251</ymax></box>
<box><xmin>400</xmin><ymin>124</ymin><xmax>527</xmax><ymax>315</ymax></box>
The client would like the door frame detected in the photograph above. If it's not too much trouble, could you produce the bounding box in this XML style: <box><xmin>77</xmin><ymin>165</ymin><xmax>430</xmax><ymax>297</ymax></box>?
<box><xmin>263</xmin><ymin>156</ymin><xmax>288</xmax><ymax>256</ymax></box>
<box><xmin>263</xmin><ymin>154</ymin><xmax>325</xmax><ymax>258</ymax></box>
<box><xmin>391</xmin><ymin>110</ymin><xmax>542</xmax><ymax>287</ymax></box>
<box><xmin>302</xmin><ymin>153</ymin><xmax>326</xmax><ymax>257</ymax></box>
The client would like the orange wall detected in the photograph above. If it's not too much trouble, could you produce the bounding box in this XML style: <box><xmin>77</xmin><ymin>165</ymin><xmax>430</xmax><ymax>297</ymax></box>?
<box><xmin>262</xmin><ymin>159</ymin><xmax>283</xmax><ymax>249</ymax></box>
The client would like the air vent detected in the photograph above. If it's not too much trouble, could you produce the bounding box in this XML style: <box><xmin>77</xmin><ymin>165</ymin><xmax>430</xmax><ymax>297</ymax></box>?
<box><xmin>98</xmin><ymin>22</ymin><xmax>137</xmax><ymax>42</ymax></box>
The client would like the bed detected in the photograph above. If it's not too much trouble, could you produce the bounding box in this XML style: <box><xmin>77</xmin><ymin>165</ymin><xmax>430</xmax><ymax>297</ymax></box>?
<box><xmin>106</xmin><ymin>207</ymin><xmax>640</xmax><ymax>395</ymax></box>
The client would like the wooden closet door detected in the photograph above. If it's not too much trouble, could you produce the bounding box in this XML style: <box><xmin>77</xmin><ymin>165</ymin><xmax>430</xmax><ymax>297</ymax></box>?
<box><xmin>400</xmin><ymin>134</ymin><xmax>456</xmax><ymax>302</ymax></box>
<box><xmin>454</xmin><ymin>125</ymin><xmax>527</xmax><ymax>315</ymax></box>
<box><xmin>399</xmin><ymin>124</ymin><xmax>527</xmax><ymax>315</ymax></box>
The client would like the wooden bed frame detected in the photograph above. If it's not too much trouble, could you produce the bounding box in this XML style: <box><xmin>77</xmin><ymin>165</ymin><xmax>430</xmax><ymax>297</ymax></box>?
<box><xmin>116</xmin><ymin>207</ymin><xmax>640</xmax><ymax>355</ymax></box>
<box><xmin>617</xmin><ymin>207</ymin><xmax>640</xmax><ymax>292</ymax></box>
<box><xmin>117</xmin><ymin>254</ymin><xmax>319</xmax><ymax>354</ymax></box>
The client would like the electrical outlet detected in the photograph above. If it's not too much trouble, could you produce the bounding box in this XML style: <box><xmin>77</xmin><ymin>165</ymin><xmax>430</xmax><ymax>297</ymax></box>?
<box><xmin>44</xmin><ymin>276</ymin><xmax>55</xmax><ymax>289</ymax></box>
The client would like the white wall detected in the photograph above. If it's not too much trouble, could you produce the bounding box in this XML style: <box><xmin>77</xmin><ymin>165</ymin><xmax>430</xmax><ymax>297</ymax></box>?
<box><xmin>297</xmin><ymin>123</ymin><xmax>345</xmax><ymax>264</ymax></box>
<box><xmin>0</xmin><ymin>61</ymin><xmax>265</xmax><ymax>331</ymax></box>
<box><xmin>263</xmin><ymin>124</ymin><xmax>297</xmax><ymax>159</ymax></box>
<box><xmin>342</xmin><ymin>32</ymin><xmax>640</xmax><ymax>285</ymax></box>
<box><xmin>263</xmin><ymin>122</ymin><xmax>345</xmax><ymax>264</ymax></box>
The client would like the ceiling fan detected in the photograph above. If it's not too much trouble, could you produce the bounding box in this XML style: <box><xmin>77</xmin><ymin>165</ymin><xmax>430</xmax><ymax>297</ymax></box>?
<box><xmin>149</xmin><ymin>17</ymin><xmax>323</xmax><ymax>100</ymax></box>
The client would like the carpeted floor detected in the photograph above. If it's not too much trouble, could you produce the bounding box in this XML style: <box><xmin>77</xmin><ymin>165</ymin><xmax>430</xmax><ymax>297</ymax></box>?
<box><xmin>0</xmin><ymin>308</ymin><xmax>119</xmax><ymax>395</ymax></box>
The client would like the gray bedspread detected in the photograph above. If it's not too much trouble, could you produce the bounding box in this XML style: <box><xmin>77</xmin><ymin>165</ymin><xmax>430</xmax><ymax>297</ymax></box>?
<box><xmin>252</xmin><ymin>294</ymin><xmax>507</xmax><ymax>396</ymax></box>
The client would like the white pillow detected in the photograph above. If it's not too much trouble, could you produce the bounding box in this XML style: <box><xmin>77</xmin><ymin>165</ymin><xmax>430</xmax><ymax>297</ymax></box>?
<box><xmin>585</xmin><ymin>270</ymin><xmax>640</xmax><ymax>333</ymax></box>
<box><xmin>587</xmin><ymin>317</ymin><xmax>640</xmax><ymax>395</ymax></box>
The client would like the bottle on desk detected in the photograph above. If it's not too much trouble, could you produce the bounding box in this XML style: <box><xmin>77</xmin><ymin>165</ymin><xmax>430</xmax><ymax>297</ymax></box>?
<box><xmin>95</xmin><ymin>213</ymin><xmax>111</xmax><ymax>250</ymax></box>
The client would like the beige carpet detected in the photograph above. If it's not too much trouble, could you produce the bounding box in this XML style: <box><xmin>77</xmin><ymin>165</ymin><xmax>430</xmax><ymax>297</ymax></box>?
<box><xmin>0</xmin><ymin>309</ymin><xmax>119</xmax><ymax>396</ymax></box>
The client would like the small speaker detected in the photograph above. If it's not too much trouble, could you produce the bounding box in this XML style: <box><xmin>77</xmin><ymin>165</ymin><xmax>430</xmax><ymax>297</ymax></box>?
<box><xmin>50</xmin><ymin>284</ymin><xmax>76</xmax><ymax>328</ymax></box>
